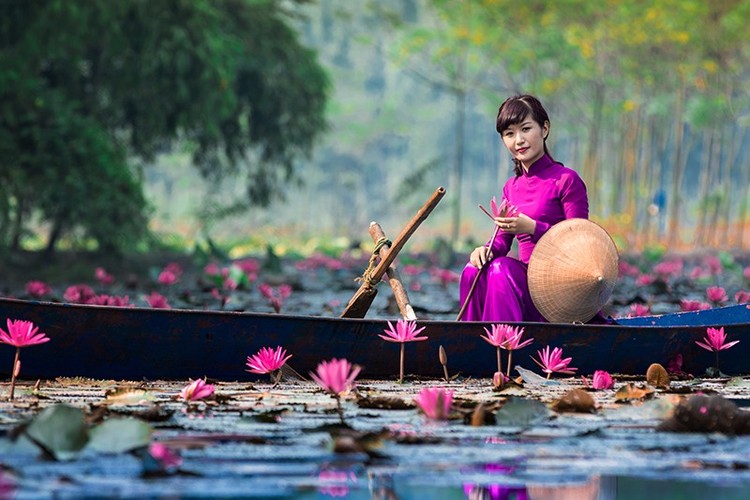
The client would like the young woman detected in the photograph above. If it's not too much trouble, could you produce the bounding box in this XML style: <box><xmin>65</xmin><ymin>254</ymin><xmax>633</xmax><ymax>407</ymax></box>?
<box><xmin>458</xmin><ymin>94</ymin><xmax>590</xmax><ymax>322</ymax></box>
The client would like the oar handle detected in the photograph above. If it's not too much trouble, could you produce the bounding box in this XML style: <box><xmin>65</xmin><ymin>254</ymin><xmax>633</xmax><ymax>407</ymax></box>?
<box><xmin>455</xmin><ymin>225</ymin><xmax>500</xmax><ymax>321</ymax></box>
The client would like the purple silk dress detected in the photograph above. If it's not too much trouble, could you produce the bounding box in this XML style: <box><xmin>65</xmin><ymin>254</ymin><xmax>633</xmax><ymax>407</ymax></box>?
<box><xmin>459</xmin><ymin>154</ymin><xmax>589</xmax><ymax>322</ymax></box>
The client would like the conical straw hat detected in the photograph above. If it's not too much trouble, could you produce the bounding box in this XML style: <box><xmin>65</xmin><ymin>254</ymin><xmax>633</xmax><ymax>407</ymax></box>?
<box><xmin>528</xmin><ymin>218</ymin><xmax>618</xmax><ymax>323</ymax></box>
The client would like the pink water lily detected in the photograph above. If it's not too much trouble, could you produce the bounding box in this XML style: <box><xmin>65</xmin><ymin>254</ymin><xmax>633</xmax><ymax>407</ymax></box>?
<box><xmin>310</xmin><ymin>358</ymin><xmax>361</xmax><ymax>424</ymax></box>
<box><xmin>585</xmin><ymin>370</ymin><xmax>614</xmax><ymax>390</ymax></box>
<box><xmin>149</xmin><ymin>442</ymin><xmax>182</xmax><ymax>470</ymax></box>
<box><xmin>246</xmin><ymin>346</ymin><xmax>292</xmax><ymax>385</ymax></box>
<box><xmin>734</xmin><ymin>290</ymin><xmax>750</xmax><ymax>304</ymax></box>
<box><xmin>696</xmin><ymin>327</ymin><xmax>738</xmax><ymax>352</ymax></box>
<box><xmin>25</xmin><ymin>281</ymin><xmax>51</xmax><ymax>297</ymax></box>
<box><xmin>532</xmin><ymin>345</ymin><xmax>577</xmax><ymax>379</ymax></box>
<box><xmin>145</xmin><ymin>292</ymin><xmax>170</xmax><ymax>309</ymax></box>
<box><xmin>696</xmin><ymin>327</ymin><xmax>738</xmax><ymax>375</ymax></box>
<box><xmin>95</xmin><ymin>267</ymin><xmax>115</xmax><ymax>285</ymax></box>
<box><xmin>0</xmin><ymin>319</ymin><xmax>50</xmax><ymax>401</ymax></box>
<box><xmin>311</xmin><ymin>358</ymin><xmax>361</xmax><ymax>396</ymax></box>
<box><xmin>414</xmin><ymin>387</ymin><xmax>454</xmax><ymax>420</ymax></box>
<box><xmin>680</xmin><ymin>299</ymin><xmax>711</xmax><ymax>312</ymax></box>
<box><xmin>706</xmin><ymin>286</ymin><xmax>728</xmax><ymax>305</ymax></box>
<box><xmin>628</xmin><ymin>303</ymin><xmax>651</xmax><ymax>317</ymax></box>
<box><xmin>179</xmin><ymin>378</ymin><xmax>215</xmax><ymax>402</ymax></box>
<box><xmin>489</xmin><ymin>196</ymin><xmax>519</xmax><ymax>218</ymax></box>
<box><xmin>380</xmin><ymin>319</ymin><xmax>428</xmax><ymax>383</ymax></box>
<box><xmin>481</xmin><ymin>324</ymin><xmax>532</xmax><ymax>377</ymax></box>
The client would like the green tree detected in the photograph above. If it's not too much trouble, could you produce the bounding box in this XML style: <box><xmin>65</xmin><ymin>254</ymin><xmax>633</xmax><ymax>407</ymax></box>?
<box><xmin>0</xmin><ymin>0</ymin><xmax>328</xmax><ymax>252</ymax></box>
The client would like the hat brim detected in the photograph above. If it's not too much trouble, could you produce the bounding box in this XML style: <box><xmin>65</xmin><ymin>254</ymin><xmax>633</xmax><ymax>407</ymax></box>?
<box><xmin>528</xmin><ymin>218</ymin><xmax>619</xmax><ymax>323</ymax></box>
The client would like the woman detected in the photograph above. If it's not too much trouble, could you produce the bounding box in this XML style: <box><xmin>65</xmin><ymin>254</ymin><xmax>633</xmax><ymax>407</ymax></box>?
<box><xmin>458</xmin><ymin>94</ymin><xmax>590</xmax><ymax>322</ymax></box>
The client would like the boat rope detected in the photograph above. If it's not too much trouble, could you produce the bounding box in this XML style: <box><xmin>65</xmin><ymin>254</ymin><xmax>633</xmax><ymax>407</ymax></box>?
<box><xmin>355</xmin><ymin>236</ymin><xmax>392</xmax><ymax>288</ymax></box>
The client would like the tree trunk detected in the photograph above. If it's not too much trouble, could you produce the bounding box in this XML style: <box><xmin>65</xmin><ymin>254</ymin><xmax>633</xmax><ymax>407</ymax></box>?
<box><xmin>450</xmin><ymin>63</ymin><xmax>466</xmax><ymax>250</ymax></box>
<box><xmin>583</xmin><ymin>83</ymin><xmax>605</xmax><ymax>210</ymax></box>
<box><xmin>694</xmin><ymin>130</ymin><xmax>713</xmax><ymax>247</ymax></box>
<box><xmin>667</xmin><ymin>82</ymin><xmax>687</xmax><ymax>249</ymax></box>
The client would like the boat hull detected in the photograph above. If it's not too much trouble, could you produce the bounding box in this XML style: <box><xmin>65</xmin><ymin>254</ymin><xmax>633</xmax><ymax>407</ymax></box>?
<box><xmin>0</xmin><ymin>298</ymin><xmax>748</xmax><ymax>380</ymax></box>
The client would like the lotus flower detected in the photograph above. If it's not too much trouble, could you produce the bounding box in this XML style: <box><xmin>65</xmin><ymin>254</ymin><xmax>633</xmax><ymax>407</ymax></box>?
<box><xmin>680</xmin><ymin>299</ymin><xmax>711</xmax><ymax>312</ymax></box>
<box><xmin>481</xmin><ymin>324</ymin><xmax>532</xmax><ymax>377</ymax></box>
<box><xmin>145</xmin><ymin>292</ymin><xmax>170</xmax><ymax>309</ymax></box>
<box><xmin>157</xmin><ymin>269</ymin><xmax>178</xmax><ymax>285</ymax></box>
<box><xmin>414</xmin><ymin>387</ymin><xmax>453</xmax><ymax>420</ymax></box>
<box><xmin>706</xmin><ymin>286</ymin><xmax>728</xmax><ymax>305</ymax></box>
<box><xmin>246</xmin><ymin>346</ymin><xmax>292</xmax><ymax>385</ymax></box>
<box><xmin>379</xmin><ymin>319</ymin><xmax>428</xmax><ymax>383</ymax></box>
<box><xmin>0</xmin><ymin>319</ymin><xmax>50</xmax><ymax>400</ymax></box>
<box><xmin>696</xmin><ymin>327</ymin><xmax>739</xmax><ymax>375</ymax></box>
<box><xmin>179</xmin><ymin>378</ymin><xmax>215</xmax><ymax>402</ymax></box>
<box><xmin>95</xmin><ymin>267</ymin><xmax>115</xmax><ymax>285</ymax></box>
<box><xmin>63</xmin><ymin>284</ymin><xmax>95</xmax><ymax>304</ymax></box>
<box><xmin>628</xmin><ymin>303</ymin><xmax>651</xmax><ymax>317</ymax></box>
<box><xmin>734</xmin><ymin>290</ymin><xmax>750</xmax><ymax>304</ymax></box>
<box><xmin>744</xmin><ymin>266</ymin><xmax>750</xmax><ymax>282</ymax></box>
<box><xmin>258</xmin><ymin>283</ymin><xmax>292</xmax><ymax>313</ymax></box>
<box><xmin>590</xmin><ymin>370</ymin><xmax>614</xmax><ymax>390</ymax></box>
<box><xmin>25</xmin><ymin>281</ymin><xmax>51</xmax><ymax>297</ymax></box>
<box><xmin>532</xmin><ymin>345</ymin><xmax>577</xmax><ymax>379</ymax></box>
<box><xmin>489</xmin><ymin>196</ymin><xmax>519</xmax><ymax>218</ymax></box>
<box><xmin>310</xmin><ymin>358</ymin><xmax>361</xmax><ymax>424</ymax></box>
<box><xmin>148</xmin><ymin>442</ymin><xmax>182</xmax><ymax>471</ymax></box>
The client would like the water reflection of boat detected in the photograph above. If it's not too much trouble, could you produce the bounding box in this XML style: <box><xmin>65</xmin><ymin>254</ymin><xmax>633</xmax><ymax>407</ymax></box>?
<box><xmin>0</xmin><ymin>297</ymin><xmax>747</xmax><ymax>380</ymax></box>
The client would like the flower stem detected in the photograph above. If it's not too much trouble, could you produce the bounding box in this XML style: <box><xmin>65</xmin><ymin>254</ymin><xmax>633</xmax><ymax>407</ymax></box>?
<box><xmin>335</xmin><ymin>395</ymin><xmax>345</xmax><ymax>425</ymax></box>
<box><xmin>496</xmin><ymin>347</ymin><xmax>503</xmax><ymax>375</ymax></box>
<box><xmin>399</xmin><ymin>344</ymin><xmax>405</xmax><ymax>383</ymax></box>
<box><xmin>9</xmin><ymin>348</ymin><xmax>20</xmax><ymax>401</ymax></box>
<box><xmin>506</xmin><ymin>350</ymin><xmax>513</xmax><ymax>378</ymax></box>
<box><xmin>715</xmin><ymin>350</ymin><xmax>720</xmax><ymax>374</ymax></box>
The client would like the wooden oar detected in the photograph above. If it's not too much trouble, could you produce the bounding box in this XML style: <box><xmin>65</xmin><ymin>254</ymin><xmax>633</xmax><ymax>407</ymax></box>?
<box><xmin>369</xmin><ymin>222</ymin><xmax>417</xmax><ymax>320</ymax></box>
<box><xmin>341</xmin><ymin>186</ymin><xmax>446</xmax><ymax>318</ymax></box>
<box><xmin>455</xmin><ymin>204</ymin><xmax>500</xmax><ymax>321</ymax></box>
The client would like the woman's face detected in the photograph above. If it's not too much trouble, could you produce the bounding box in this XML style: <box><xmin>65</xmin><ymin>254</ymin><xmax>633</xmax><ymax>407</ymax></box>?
<box><xmin>500</xmin><ymin>115</ymin><xmax>549</xmax><ymax>171</ymax></box>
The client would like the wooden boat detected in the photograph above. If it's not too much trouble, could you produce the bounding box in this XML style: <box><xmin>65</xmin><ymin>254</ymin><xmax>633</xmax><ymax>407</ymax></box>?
<box><xmin>0</xmin><ymin>297</ymin><xmax>748</xmax><ymax>381</ymax></box>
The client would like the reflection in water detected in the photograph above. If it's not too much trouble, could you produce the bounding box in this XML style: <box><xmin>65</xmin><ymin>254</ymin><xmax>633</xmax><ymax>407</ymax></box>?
<box><xmin>526</xmin><ymin>476</ymin><xmax>601</xmax><ymax>500</ymax></box>
<box><xmin>317</xmin><ymin>467</ymin><xmax>357</xmax><ymax>497</ymax></box>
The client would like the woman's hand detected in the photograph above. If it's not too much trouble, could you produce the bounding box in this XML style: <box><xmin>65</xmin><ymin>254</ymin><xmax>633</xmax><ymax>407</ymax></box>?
<box><xmin>470</xmin><ymin>245</ymin><xmax>493</xmax><ymax>268</ymax></box>
<box><xmin>494</xmin><ymin>213</ymin><xmax>536</xmax><ymax>235</ymax></box>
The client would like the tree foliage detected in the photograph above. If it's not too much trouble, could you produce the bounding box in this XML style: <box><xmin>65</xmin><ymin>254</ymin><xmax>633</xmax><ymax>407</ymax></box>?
<box><xmin>0</xmin><ymin>0</ymin><xmax>328</xmax><ymax>252</ymax></box>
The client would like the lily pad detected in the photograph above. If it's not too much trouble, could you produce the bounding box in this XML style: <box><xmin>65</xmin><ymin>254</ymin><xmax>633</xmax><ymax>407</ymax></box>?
<box><xmin>88</xmin><ymin>418</ymin><xmax>153</xmax><ymax>454</ymax></box>
<box><xmin>495</xmin><ymin>397</ymin><xmax>550</xmax><ymax>427</ymax></box>
<box><xmin>25</xmin><ymin>404</ymin><xmax>88</xmax><ymax>461</ymax></box>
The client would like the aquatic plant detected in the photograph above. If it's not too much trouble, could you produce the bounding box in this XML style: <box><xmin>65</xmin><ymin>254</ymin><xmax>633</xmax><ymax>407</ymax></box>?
<box><xmin>627</xmin><ymin>303</ymin><xmax>651</xmax><ymax>317</ymax></box>
<box><xmin>481</xmin><ymin>324</ymin><xmax>509</xmax><ymax>375</ymax></box>
<box><xmin>532</xmin><ymin>346</ymin><xmax>577</xmax><ymax>379</ymax></box>
<box><xmin>414</xmin><ymin>387</ymin><xmax>453</xmax><ymax>420</ymax></box>
<box><xmin>95</xmin><ymin>267</ymin><xmax>115</xmax><ymax>285</ymax></box>
<box><xmin>63</xmin><ymin>284</ymin><xmax>96</xmax><ymax>304</ymax></box>
<box><xmin>489</xmin><ymin>196</ymin><xmax>519</xmax><ymax>218</ymax></box>
<box><xmin>246</xmin><ymin>346</ymin><xmax>293</xmax><ymax>385</ymax></box>
<box><xmin>258</xmin><ymin>283</ymin><xmax>293</xmax><ymax>313</ymax></box>
<box><xmin>25</xmin><ymin>281</ymin><xmax>51</xmax><ymax>298</ymax></box>
<box><xmin>499</xmin><ymin>326</ymin><xmax>533</xmax><ymax>378</ymax></box>
<box><xmin>379</xmin><ymin>319</ymin><xmax>428</xmax><ymax>383</ymax></box>
<box><xmin>310</xmin><ymin>358</ymin><xmax>361</xmax><ymax>424</ymax></box>
<box><xmin>583</xmin><ymin>370</ymin><xmax>614</xmax><ymax>390</ymax></box>
<box><xmin>0</xmin><ymin>319</ymin><xmax>50</xmax><ymax>401</ymax></box>
<box><xmin>734</xmin><ymin>290</ymin><xmax>750</xmax><ymax>304</ymax></box>
<box><xmin>179</xmin><ymin>378</ymin><xmax>215</xmax><ymax>402</ymax></box>
<box><xmin>680</xmin><ymin>299</ymin><xmax>711</xmax><ymax>312</ymax></box>
<box><xmin>695</xmin><ymin>326</ymin><xmax>738</xmax><ymax>374</ymax></box>
<box><xmin>145</xmin><ymin>292</ymin><xmax>170</xmax><ymax>309</ymax></box>
<box><xmin>706</xmin><ymin>286</ymin><xmax>728</xmax><ymax>306</ymax></box>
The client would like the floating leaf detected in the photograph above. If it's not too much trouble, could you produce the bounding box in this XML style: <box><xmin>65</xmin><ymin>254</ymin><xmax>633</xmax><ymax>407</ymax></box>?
<box><xmin>356</xmin><ymin>395</ymin><xmax>414</xmax><ymax>410</ymax></box>
<box><xmin>646</xmin><ymin>363</ymin><xmax>670</xmax><ymax>388</ymax></box>
<box><xmin>515</xmin><ymin>365</ymin><xmax>560</xmax><ymax>386</ymax></box>
<box><xmin>552</xmin><ymin>389</ymin><xmax>596</xmax><ymax>414</ymax></box>
<box><xmin>495</xmin><ymin>397</ymin><xmax>550</xmax><ymax>427</ymax></box>
<box><xmin>615</xmin><ymin>383</ymin><xmax>655</xmax><ymax>403</ymax></box>
<box><xmin>88</xmin><ymin>418</ymin><xmax>153</xmax><ymax>454</ymax></box>
<box><xmin>25</xmin><ymin>405</ymin><xmax>88</xmax><ymax>461</ymax></box>
<box><xmin>104</xmin><ymin>387</ymin><xmax>155</xmax><ymax>405</ymax></box>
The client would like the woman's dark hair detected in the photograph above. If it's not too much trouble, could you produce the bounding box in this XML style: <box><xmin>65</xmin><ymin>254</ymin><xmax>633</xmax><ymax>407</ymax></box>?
<box><xmin>496</xmin><ymin>94</ymin><xmax>553</xmax><ymax>176</ymax></box>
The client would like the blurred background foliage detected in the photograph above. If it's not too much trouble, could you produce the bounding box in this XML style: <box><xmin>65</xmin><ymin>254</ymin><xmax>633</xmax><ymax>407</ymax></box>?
<box><xmin>2</xmin><ymin>0</ymin><xmax>750</xmax><ymax>261</ymax></box>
